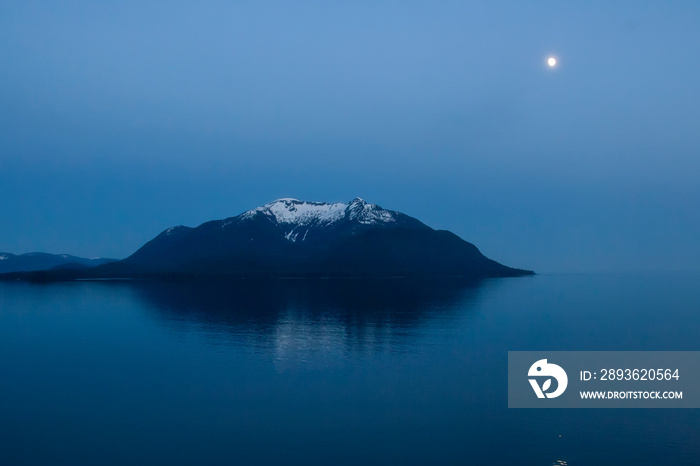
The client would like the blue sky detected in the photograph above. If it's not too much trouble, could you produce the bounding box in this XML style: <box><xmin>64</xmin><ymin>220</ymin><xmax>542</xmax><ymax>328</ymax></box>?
<box><xmin>1</xmin><ymin>1</ymin><xmax>699</xmax><ymax>273</ymax></box>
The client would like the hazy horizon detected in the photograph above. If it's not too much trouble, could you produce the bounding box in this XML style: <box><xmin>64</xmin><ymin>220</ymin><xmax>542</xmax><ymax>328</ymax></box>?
<box><xmin>2</xmin><ymin>1</ymin><xmax>699</xmax><ymax>274</ymax></box>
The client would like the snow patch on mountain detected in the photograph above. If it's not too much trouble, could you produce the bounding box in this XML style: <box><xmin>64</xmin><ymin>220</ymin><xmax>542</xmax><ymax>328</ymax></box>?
<box><xmin>240</xmin><ymin>197</ymin><xmax>398</xmax><ymax>242</ymax></box>
<box><xmin>347</xmin><ymin>199</ymin><xmax>397</xmax><ymax>224</ymax></box>
<box><xmin>261</xmin><ymin>198</ymin><xmax>346</xmax><ymax>225</ymax></box>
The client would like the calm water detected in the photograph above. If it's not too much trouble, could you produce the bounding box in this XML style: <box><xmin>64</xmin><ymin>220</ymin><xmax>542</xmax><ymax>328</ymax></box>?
<box><xmin>1</xmin><ymin>274</ymin><xmax>698</xmax><ymax>465</ymax></box>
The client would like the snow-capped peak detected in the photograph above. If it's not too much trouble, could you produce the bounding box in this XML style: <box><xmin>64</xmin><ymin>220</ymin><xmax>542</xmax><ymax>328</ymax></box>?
<box><xmin>163</xmin><ymin>225</ymin><xmax>187</xmax><ymax>236</ymax></box>
<box><xmin>240</xmin><ymin>197</ymin><xmax>398</xmax><ymax>241</ymax></box>
<box><xmin>346</xmin><ymin>198</ymin><xmax>396</xmax><ymax>224</ymax></box>
<box><xmin>252</xmin><ymin>198</ymin><xmax>347</xmax><ymax>225</ymax></box>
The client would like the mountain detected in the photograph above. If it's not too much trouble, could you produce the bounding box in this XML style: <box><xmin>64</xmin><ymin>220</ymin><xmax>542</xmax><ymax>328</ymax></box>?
<box><xmin>94</xmin><ymin>198</ymin><xmax>532</xmax><ymax>278</ymax></box>
<box><xmin>0</xmin><ymin>252</ymin><xmax>117</xmax><ymax>273</ymax></box>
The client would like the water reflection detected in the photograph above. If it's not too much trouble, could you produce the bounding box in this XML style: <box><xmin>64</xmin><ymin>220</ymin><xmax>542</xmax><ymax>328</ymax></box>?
<box><xmin>2</xmin><ymin>275</ymin><xmax>698</xmax><ymax>465</ymax></box>
<box><xmin>130</xmin><ymin>278</ymin><xmax>486</xmax><ymax>358</ymax></box>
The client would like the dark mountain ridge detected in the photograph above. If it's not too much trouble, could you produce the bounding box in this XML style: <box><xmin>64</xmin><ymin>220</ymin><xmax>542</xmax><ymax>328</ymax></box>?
<box><xmin>0</xmin><ymin>252</ymin><xmax>116</xmax><ymax>274</ymax></box>
<box><xmin>94</xmin><ymin>198</ymin><xmax>533</xmax><ymax>279</ymax></box>
<box><xmin>0</xmin><ymin>198</ymin><xmax>533</xmax><ymax>281</ymax></box>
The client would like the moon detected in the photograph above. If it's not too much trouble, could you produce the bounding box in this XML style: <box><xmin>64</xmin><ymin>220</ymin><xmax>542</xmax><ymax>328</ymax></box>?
<box><xmin>547</xmin><ymin>57</ymin><xmax>557</xmax><ymax>67</ymax></box>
